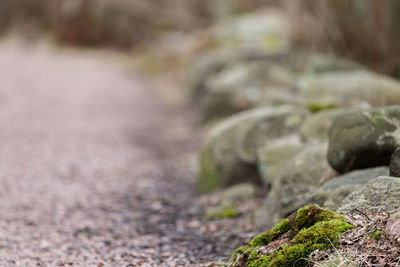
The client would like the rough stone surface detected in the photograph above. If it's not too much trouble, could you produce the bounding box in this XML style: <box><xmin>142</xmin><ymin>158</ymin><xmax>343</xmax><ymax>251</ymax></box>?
<box><xmin>256</xmin><ymin>143</ymin><xmax>334</xmax><ymax>227</ymax></box>
<box><xmin>390</xmin><ymin>147</ymin><xmax>400</xmax><ymax>177</ymax></box>
<box><xmin>188</xmin><ymin>49</ymin><xmax>278</xmax><ymax>101</ymax></box>
<box><xmin>327</xmin><ymin>105</ymin><xmax>400</xmax><ymax>173</ymax></box>
<box><xmin>257</xmin><ymin>135</ymin><xmax>304</xmax><ymax>185</ymax></box>
<box><xmin>200</xmin><ymin>60</ymin><xmax>291</xmax><ymax>120</ymax></box>
<box><xmin>300</xmin><ymin>108</ymin><xmax>347</xmax><ymax>142</ymax></box>
<box><xmin>301</xmin><ymin>167</ymin><xmax>389</xmax><ymax>211</ymax></box>
<box><xmin>198</xmin><ymin>106</ymin><xmax>294</xmax><ymax>193</ymax></box>
<box><xmin>338</xmin><ymin>176</ymin><xmax>400</xmax><ymax>213</ymax></box>
<box><xmin>236</xmin><ymin>106</ymin><xmax>308</xmax><ymax>163</ymax></box>
<box><xmin>297</xmin><ymin>70</ymin><xmax>400</xmax><ymax>108</ymax></box>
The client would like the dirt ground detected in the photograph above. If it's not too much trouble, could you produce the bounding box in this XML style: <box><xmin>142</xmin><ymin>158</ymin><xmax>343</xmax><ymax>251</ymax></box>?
<box><xmin>0</xmin><ymin>41</ymin><xmax>254</xmax><ymax>266</ymax></box>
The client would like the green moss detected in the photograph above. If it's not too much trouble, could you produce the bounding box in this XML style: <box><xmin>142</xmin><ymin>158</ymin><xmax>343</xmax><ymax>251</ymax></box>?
<box><xmin>369</xmin><ymin>230</ymin><xmax>382</xmax><ymax>240</ymax></box>
<box><xmin>307</xmin><ymin>102</ymin><xmax>336</xmax><ymax>114</ymax></box>
<box><xmin>230</xmin><ymin>219</ymin><xmax>290</xmax><ymax>265</ymax></box>
<box><xmin>293</xmin><ymin>219</ymin><xmax>354</xmax><ymax>246</ymax></box>
<box><xmin>295</xmin><ymin>204</ymin><xmax>343</xmax><ymax>230</ymax></box>
<box><xmin>265</xmin><ymin>244</ymin><xmax>321</xmax><ymax>267</ymax></box>
<box><xmin>229</xmin><ymin>205</ymin><xmax>354</xmax><ymax>267</ymax></box>
<box><xmin>249</xmin><ymin>219</ymin><xmax>290</xmax><ymax>247</ymax></box>
<box><xmin>197</xmin><ymin>146</ymin><xmax>220</xmax><ymax>194</ymax></box>
<box><xmin>244</xmin><ymin>244</ymin><xmax>324</xmax><ymax>267</ymax></box>
<box><xmin>207</xmin><ymin>205</ymin><xmax>239</xmax><ymax>219</ymax></box>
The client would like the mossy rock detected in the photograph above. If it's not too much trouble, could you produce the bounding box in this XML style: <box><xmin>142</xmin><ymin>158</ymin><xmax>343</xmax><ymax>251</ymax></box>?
<box><xmin>327</xmin><ymin>105</ymin><xmax>400</xmax><ymax>173</ymax></box>
<box><xmin>197</xmin><ymin>107</ymin><xmax>276</xmax><ymax>193</ymax></box>
<box><xmin>197</xmin><ymin>106</ymin><xmax>305</xmax><ymax>194</ymax></box>
<box><xmin>229</xmin><ymin>205</ymin><xmax>354</xmax><ymax>267</ymax></box>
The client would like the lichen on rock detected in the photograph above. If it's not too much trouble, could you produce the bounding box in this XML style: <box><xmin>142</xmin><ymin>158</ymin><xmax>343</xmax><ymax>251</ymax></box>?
<box><xmin>229</xmin><ymin>205</ymin><xmax>353</xmax><ymax>267</ymax></box>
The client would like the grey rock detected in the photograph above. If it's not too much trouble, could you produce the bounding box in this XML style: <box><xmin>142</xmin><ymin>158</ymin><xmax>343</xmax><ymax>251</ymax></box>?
<box><xmin>297</xmin><ymin>70</ymin><xmax>400</xmax><ymax>108</ymax></box>
<box><xmin>300</xmin><ymin>109</ymin><xmax>346</xmax><ymax>142</ymax></box>
<box><xmin>301</xmin><ymin>167</ymin><xmax>389</xmax><ymax>211</ymax></box>
<box><xmin>188</xmin><ymin>49</ymin><xmax>291</xmax><ymax>121</ymax></box>
<box><xmin>327</xmin><ymin>105</ymin><xmax>400</xmax><ymax>173</ymax></box>
<box><xmin>236</xmin><ymin>106</ymin><xmax>307</xmax><ymax>163</ymax></box>
<box><xmin>338</xmin><ymin>176</ymin><xmax>400</xmax><ymax>213</ymax></box>
<box><xmin>197</xmin><ymin>106</ymin><xmax>305</xmax><ymax>193</ymax></box>
<box><xmin>257</xmin><ymin>135</ymin><xmax>305</xmax><ymax>185</ymax></box>
<box><xmin>189</xmin><ymin>50</ymin><xmax>363</xmax><ymax>122</ymax></box>
<box><xmin>256</xmin><ymin>143</ymin><xmax>334</xmax><ymax>226</ymax></box>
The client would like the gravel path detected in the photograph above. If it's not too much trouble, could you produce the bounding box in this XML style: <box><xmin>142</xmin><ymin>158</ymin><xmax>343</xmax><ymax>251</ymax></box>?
<box><xmin>0</xmin><ymin>43</ymin><xmax>238</xmax><ymax>266</ymax></box>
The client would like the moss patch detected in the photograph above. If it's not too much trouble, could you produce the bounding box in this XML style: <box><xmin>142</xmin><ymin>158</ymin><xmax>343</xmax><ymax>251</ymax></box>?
<box><xmin>369</xmin><ymin>230</ymin><xmax>382</xmax><ymax>240</ymax></box>
<box><xmin>250</xmin><ymin>219</ymin><xmax>291</xmax><ymax>247</ymax></box>
<box><xmin>207</xmin><ymin>205</ymin><xmax>240</xmax><ymax>220</ymax></box>
<box><xmin>293</xmin><ymin>219</ymin><xmax>353</xmax><ymax>246</ymax></box>
<box><xmin>307</xmin><ymin>102</ymin><xmax>336</xmax><ymax>114</ymax></box>
<box><xmin>197</xmin><ymin>146</ymin><xmax>220</xmax><ymax>194</ymax></box>
<box><xmin>229</xmin><ymin>205</ymin><xmax>354</xmax><ymax>267</ymax></box>
<box><xmin>294</xmin><ymin>204</ymin><xmax>344</xmax><ymax>230</ymax></box>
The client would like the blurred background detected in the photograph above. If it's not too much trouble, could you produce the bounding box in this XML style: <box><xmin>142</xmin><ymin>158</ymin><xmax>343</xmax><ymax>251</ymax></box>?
<box><xmin>1</xmin><ymin>0</ymin><xmax>400</xmax><ymax>76</ymax></box>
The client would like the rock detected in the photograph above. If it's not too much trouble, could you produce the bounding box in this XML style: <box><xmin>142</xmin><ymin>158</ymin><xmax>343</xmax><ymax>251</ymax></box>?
<box><xmin>189</xmin><ymin>50</ymin><xmax>363</xmax><ymax>122</ymax></box>
<box><xmin>257</xmin><ymin>135</ymin><xmax>305</xmax><ymax>185</ymax></box>
<box><xmin>338</xmin><ymin>176</ymin><xmax>400</xmax><ymax>213</ymax></box>
<box><xmin>300</xmin><ymin>53</ymin><xmax>364</xmax><ymax>74</ymax></box>
<box><xmin>187</xmin><ymin>49</ymin><xmax>236</xmax><ymax>100</ymax></box>
<box><xmin>187</xmin><ymin>49</ymin><xmax>291</xmax><ymax>121</ymax></box>
<box><xmin>327</xmin><ymin>105</ymin><xmax>400</xmax><ymax>173</ymax></box>
<box><xmin>236</xmin><ymin>106</ymin><xmax>308</xmax><ymax>164</ymax></box>
<box><xmin>297</xmin><ymin>70</ymin><xmax>400</xmax><ymax>108</ymax></box>
<box><xmin>197</xmin><ymin>56</ymin><xmax>300</xmax><ymax>121</ymax></box>
<box><xmin>390</xmin><ymin>147</ymin><xmax>400</xmax><ymax>177</ymax></box>
<box><xmin>198</xmin><ymin>106</ymin><xmax>304</xmax><ymax>193</ymax></box>
<box><xmin>300</xmin><ymin>109</ymin><xmax>346</xmax><ymax>142</ymax></box>
<box><xmin>200</xmin><ymin>60</ymin><xmax>278</xmax><ymax>120</ymax></box>
<box><xmin>187</xmin><ymin>48</ymin><xmax>274</xmax><ymax>99</ymax></box>
<box><xmin>256</xmin><ymin>143</ymin><xmax>334</xmax><ymax>226</ymax></box>
<box><xmin>213</xmin><ymin>9</ymin><xmax>291</xmax><ymax>52</ymax></box>
<box><xmin>301</xmin><ymin>167</ymin><xmax>389</xmax><ymax>211</ymax></box>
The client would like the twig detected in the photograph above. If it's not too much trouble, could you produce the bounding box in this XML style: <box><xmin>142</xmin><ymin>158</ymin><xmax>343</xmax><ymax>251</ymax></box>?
<box><xmin>353</xmin><ymin>209</ymin><xmax>372</xmax><ymax>222</ymax></box>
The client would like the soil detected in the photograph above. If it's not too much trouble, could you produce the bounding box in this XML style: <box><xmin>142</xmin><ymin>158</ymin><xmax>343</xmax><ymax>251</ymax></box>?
<box><xmin>0</xmin><ymin>41</ymin><xmax>254</xmax><ymax>266</ymax></box>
